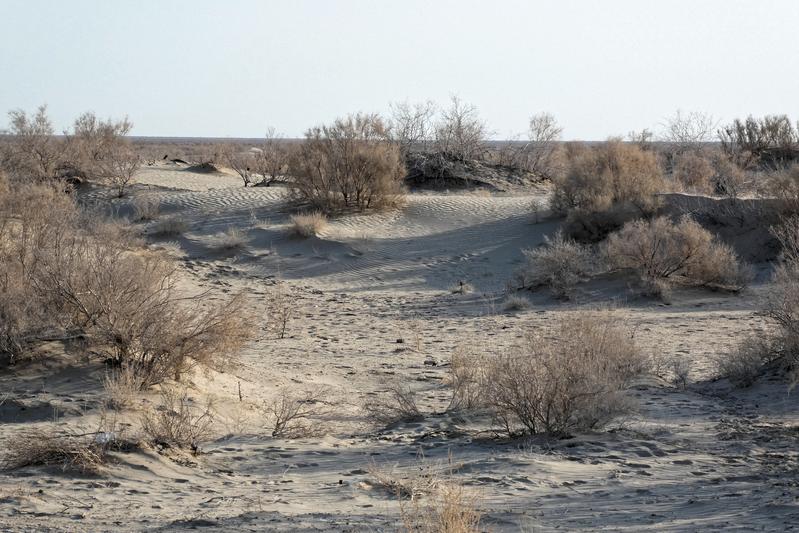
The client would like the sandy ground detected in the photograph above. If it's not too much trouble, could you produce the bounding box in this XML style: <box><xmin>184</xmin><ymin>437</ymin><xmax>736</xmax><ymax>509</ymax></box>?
<box><xmin>1</xmin><ymin>165</ymin><xmax>798</xmax><ymax>531</ymax></box>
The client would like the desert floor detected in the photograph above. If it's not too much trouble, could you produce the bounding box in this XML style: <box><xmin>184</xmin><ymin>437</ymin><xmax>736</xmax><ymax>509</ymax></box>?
<box><xmin>1</xmin><ymin>165</ymin><xmax>798</xmax><ymax>532</ymax></box>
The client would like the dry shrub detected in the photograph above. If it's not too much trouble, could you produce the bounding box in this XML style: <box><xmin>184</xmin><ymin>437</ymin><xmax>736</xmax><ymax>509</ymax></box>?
<box><xmin>715</xmin><ymin>337</ymin><xmax>769</xmax><ymax>388</ymax></box>
<box><xmin>606</xmin><ymin>216</ymin><xmax>751</xmax><ymax>292</ymax></box>
<box><xmin>254</xmin><ymin>128</ymin><xmax>289</xmax><ymax>186</ymax></box>
<box><xmin>266</xmin><ymin>281</ymin><xmax>295</xmax><ymax>339</ymax></box>
<box><xmin>364</xmin><ymin>380</ymin><xmax>424</xmax><ymax>426</ymax></box>
<box><xmin>262</xmin><ymin>387</ymin><xmax>329</xmax><ymax>438</ymax></box>
<box><xmin>765</xmin><ymin>163</ymin><xmax>799</xmax><ymax>212</ymax></box>
<box><xmin>2</xmin><ymin>428</ymin><xmax>108</xmax><ymax>474</ymax></box>
<box><xmin>141</xmin><ymin>388</ymin><xmax>215</xmax><ymax>449</ymax></box>
<box><xmin>132</xmin><ymin>195</ymin><xmax>160</xmax><ymax>222</ymax></box>
<box><xmin>712</xmin><ymin>155</ymin><xmax>750</xmax><ymax>198</ymax></box>
<box><xmin>673</xmin><ymin>152</ymin><xmax>715</xmax><ymax>193</ymax></box>
<box><xmin>289</xmin><ymin>212</ymin><xmax>328</xmax><ymax>238</ymax></box>
<box><xmin>446</xmin><ymin>345</ymin><xmax>484</xmax><ymax>412</ymax></box>
<box><xmin>762</xmin><ymin>217</ymin><xmax>799</xmax><ymax>376</ymax></box>
<box><xmin>3</xmin><ymin>105</ymin><xmax>66</xmax><ymax>180</ymax></box>
<box><xmin>519</xmin><ymin>231</ymin><xmax>595</xmax><ymax>298</ymax></box>
<box><xmin>401</xmin><ymin>482</ymin><xmax>482</xmax><ymax>533</ymax></box>
<box><xmin>289</xmin><ymin>113</ymin><xmax>406</xmax><ymax>212</ymax></box>
<box><xmin>719</xmin><ymin>115</ymin><xmax>798</xmax><ymax>169</ymax></box>
<box><xmin>368</xmin><ymin>453</ymin><xmax>480</xmax><ymax>532</ymax></box>
<box><xmin>551</xmin><ymin>140</ymin><xmax>665</xmax><ymax>240</ymax></box>
<box><xmin>0</xmin><ymin>179</ymin><xmax>252</xmax><ymax>384</ymax></box>
<box><xmin>464</xmin><ymin>312</ymin><xmax>647</xmax><ymax>437</ymax></box>
<box><xmin>433</xmin><ymin>96</ymin><xmax>487</xmax><ymax>162</ymax></box>
<box><xmin>150</xmin><ymin>216</ymin><xmax>188</xmax><ymax>237</ymax></box>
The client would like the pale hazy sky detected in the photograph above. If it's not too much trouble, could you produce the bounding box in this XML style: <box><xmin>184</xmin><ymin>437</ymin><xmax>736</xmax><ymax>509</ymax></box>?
<box><xmin>2</xmin><ymin>0</ymin><xmax>798</xmax><ymax>140</ymax></box>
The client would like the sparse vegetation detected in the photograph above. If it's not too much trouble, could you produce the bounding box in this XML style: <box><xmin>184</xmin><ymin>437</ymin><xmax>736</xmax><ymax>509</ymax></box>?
<box><xmin>262</xmin><ymin>387</ymin><xmax>328</xmax><ymax>438</ymax></box>
<box><xmin>364</xmin><ymin>380</ymin><xmax>424</xmax><ymax>426</ymax></box>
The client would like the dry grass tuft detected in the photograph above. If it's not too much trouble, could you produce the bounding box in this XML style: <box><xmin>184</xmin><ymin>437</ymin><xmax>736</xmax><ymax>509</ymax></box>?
<box><xmin>103</xmin><ymin>363</ymin><xmax>146</xmax><ymax>410</ymax></box>
<box><xmin>132</xmin><ymin>195</ymin><xmax>160</xmax><ymax>222</ymax></box>
<box><xmin>290</xmin><ymin>212</ymin><xmax>328</xmax><ymax>238</ymax></box>
<box><xmin>209</xmin><ymin>227</ymin><xmax>248</xmax><ymax>252</ymax></box>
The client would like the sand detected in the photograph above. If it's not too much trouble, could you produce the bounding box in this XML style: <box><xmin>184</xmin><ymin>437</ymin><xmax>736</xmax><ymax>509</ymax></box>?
<box><xmin>1</xmin><ymin>165</ymin><xmax>797</xmax><ymax>531</ymax></box>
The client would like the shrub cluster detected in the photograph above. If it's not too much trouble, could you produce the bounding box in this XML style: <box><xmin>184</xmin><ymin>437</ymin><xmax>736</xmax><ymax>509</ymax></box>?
<box><xmin>0</xmin><ymin>175</ymin><xmax>252</xmax><ymax>386</ymax></box>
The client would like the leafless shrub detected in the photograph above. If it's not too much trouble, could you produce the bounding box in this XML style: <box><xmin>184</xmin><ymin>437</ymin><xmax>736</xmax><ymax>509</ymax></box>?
<box><xmin>289</xmin><ymin>113</ymin><xmax>406</xmax><ymax>212</ymax></box>
<box><xmin>627</xmin><ymin>128</ymin><xmax>655</xmax><ymax>151</ymax></box>
<box><xmin>253</xmin><ymin>128</ymin><xmax>289</xmax><ymax>186</ymax></box>
<box><xmin>132</xmin><ymin>195</ymin><xmax>160</xmax><ymax>222</ymax></box>
<box><xmin>95</xmin><ymin>144</ymin><xmax>140</xmax><ymax>197</ymax></box>
<box><xmin>525</xmin><ymin>112</ymin><xmax>562</xmax><ymax>177</ymax></box>
<box><xmin>2</xmin><ymin>428</ymin><xmax>108</xmax><ymax>474</ymax></box>
<box><xmin>289</xmin><ymin>212</ymin><xmax>328</xmax><ymax>238</ymax></box>
<box><xmin>719</xmin><ymin>115</ymin><xmax>798</xmax><ymax>169</ymax></box>
<box><xmin>150</xmin><ymin>216</ymin><xmax>188</xmax><ymax>237</ymax></box>
<box><xmin>715</xmin><ymin>337</ymin><xmax>769</xmax><ymax>388</ymax></box>
<box><xmin>141</xmin><ymin>388</ymin><xmax>215</xmax><ymax>449</ymax></box>
<box><xmin>446</xmin><ymin>346</ymin><xmax>484</xmax><ymax>412</ymax></box>
<box><xmin>712</xmin><ymin>154</ymin><xmax>750</xmax><ymax>198</ymax></box>
<box><xmin>364</xmin><ymin>379</ymin><xmax>424</xmax><ymax>426</ymax></box>
<box><xmin>266</xmin><ymin>281</ymin><xmax>295</xmax><ymax>339</ymax></box>
<box><xmin>661</xmin><ymin>110</ymin><xmax>717</xmax><ymax>152</ymax></box>
<box><xmin>389</xmin><ymin>100</ymin><xmax>437</xmax><ymax>155</ymax></box>
<box><xmin>668</xmin><ymin>357</ymin><xmax>691</xmax><ymax>389</ymax></box>
<box><xmin>3</xmin><ymin>104</ymin><xmax>65</xmax><ymax>180</ymax></box>
<box><xmin>606</xmin><ymin>216</ymin><xmax>751</xmax><ymax>292</ymax></box>
<box><xmin>673</xmin><ymin>152</ymin><xmax>715</xmax><ymax>193</ymax></box>
<box><xmin>552</xmin><ymin>140</ymin><xmax>665</xmax><ymax>240</ymax></box>
<box><xmin>518</xmin><ymin>231</ymin><xmax>595</xmax><ymax>298</ymax></box>
<box><xmin>262</xmin><ymin>387</ymin><xmax>329</xmax><ymax>438</ymax></box>
<box><xmin>764</xmin><ymin>163</ymin><xmax>799</xmax><ymax>212</ymax></box>
<box><xmin>434</xmin><ymin>96</ymin><xmax>487</xmax><ymax>162</ymax></box>
<box><xmin>221</xmin><ymin>144</ymin><xmax>256</xmax><ymax>187</ymax></box>
<box><xmin>481</xmin><ymin>312</ymin><xmax>647</xmax><ymax>436</ymax></box>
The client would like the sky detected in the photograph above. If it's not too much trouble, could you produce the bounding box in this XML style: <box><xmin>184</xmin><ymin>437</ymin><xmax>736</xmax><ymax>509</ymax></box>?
<box><xmin>1</xmin><ymin>0</ymin><xmax>798</xmax><ymax>140</ymax></box>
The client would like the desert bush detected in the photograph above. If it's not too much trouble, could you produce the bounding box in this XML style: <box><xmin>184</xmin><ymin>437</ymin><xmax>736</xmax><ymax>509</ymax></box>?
<box><xmin>3</xmin><ymin>105</ymin><xmax>66</xmax><ymax>180</ymax></box>
<box><xmin>446</xmin><ymin>346</ymin><xmax>484</xmax><ymax>412</ymax></box>
<box><xmin>2</xmin><ymin>428</ymin><xmax>108</xmax><ymax>474</ymax></box>
<box><xmin>132</xmin><ymin>195</ymin><xmax>160</xmax><ymax>222</ymax></box>
<box><xmin>94</xmin><ymin>144</ymin><xmax>140</xmax><ymax>197</ymax></box>
<box><xmin>711</xmin><ymin>154</ymin><xmax>749</xmax><ymax>198</ymax></box>
<box><xmin>673</xmin><ymin>152</ymin><xmax>715</xmax><ymax>193</ymax></box>
<box><xmin>221</xmin><ymin>144</ymin><xmax>256</xmax><ymax>187</ymax></box>
<box><xmin>289</xmin><ymin>113</ymin><xmax>406</xmax><ymax>212</ymax></box>
<box><xmin>552</xmin><ymin>140</ymin><xmax>666</xmax><ymax>240</ymax></box>
<box><xmin>501</xmin><ymin>293</ymin><xmax>530</xmax><ymax>312</ymax></box>
<box><xmin>266</xmin><ymin>281</ymin><xmax>295</xmax><ymax>339</ymax></box>
<box><xmin>262</xmin><ymin>387</ymin><xmax>329</xmax><ymax>438</ymax></box>
<box><xmin>661</xmin><ymin>110</ymin><xmax>717</xmax><ymax>153</ymax></box>
<box><xmin>434</xmin><ymin>96</ymin><xmax>487</xmax><ymax>162</ymax></box>
<box><xmin>606</xmin><ymin>216</ymin><xmax>750</xmax><ymax>291</ymax></box>
<box><xmin>364</xmin><ymin>380</ymin><xmax>424</xmax><ymax>426</ymax></box>
<box><xmin>525</xmin><ymin>112</ymin><xmax>563</xmax><ymax>177</ymax></box>
<box><xmin>519</xmin><ymin>231</ymin><xmax>595</xmax><ymax>298</ymax></box>
<box><xmin>253</xmin><ymin>128</ymin><xmax>289</xmax><ymax>186</ymax></box>
<box><xmin>150</xmin><ymin>216</ymin><xmax>188</xmax><ymax>237</ymax></box>
<box><xmin>289</xmin><ymin>212</ymin><xmax>328</xmax><ymax>238</ymax></box>
<box><xmin>765</xmin><ymin>164</ymin><xmax>799</xmax><ymax>212</ymax></box>
<box><xmin>719</xmin><ymin>115</ymin><xmax>798</xmax><ymax>169</ymax></box>
<box><xmin>715</xmin><ymin>337</ymin><xmax>769</xmax><ymax>388</ymax></box>
<box><xmin>141</xmin><ymin>388</ymin><xmax>215</xmax><ymax>449</ymax></box>
<box><xmin>389</xmin><ymin>100</ymin><xmax>437</xmax><ymax>156</ymax></box>
<box><xmin>481</xmin><ymin>312</ymin><xmax>647</xmax><ymax>436</ymax></box>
